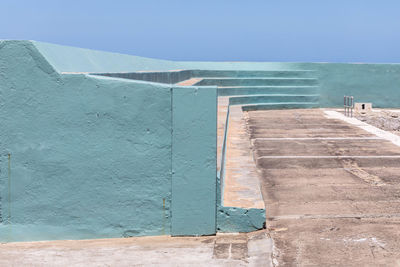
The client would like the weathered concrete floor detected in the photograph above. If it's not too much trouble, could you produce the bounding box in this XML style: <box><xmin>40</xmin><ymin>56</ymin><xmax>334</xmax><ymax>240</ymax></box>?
<box><xmin>246</xmin><ymin>109</ymin><xmax>400</xmax><ymax>266</ymax></box>
<box><xmin>0</xmin><ymin>231</ymin><xmax>272</xmax><ymax>267</ymax></box>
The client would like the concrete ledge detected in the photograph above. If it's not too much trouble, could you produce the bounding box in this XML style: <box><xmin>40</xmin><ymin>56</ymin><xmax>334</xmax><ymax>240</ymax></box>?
<box><xmin>218</xmin><ymin>86</ymin><xmax>319</xmax><ymax>96</ymax></box>
<box><xmin>217</xmin><ymin>102</ymin><xmax>266</xmax><ymax>233</ymax></box>
<box><xmin>242</xmin><ymin>102</ymin><xmax>320</xmax><ymax>111</ymax></box>
<box><xmin>176</xmin><ymin>78</ymin><xmax>203</xmax><ymax>86</ymax></box>
<box><xmin>229</xmin><ymin>94</ymin><xmax>320</xmax><ymax>106</ymax></box>
<box><xmin>217</xmin><ymin>206</ymin><xmax>265</xmax><ymax>233</ymax></box>
<box><xmin>197</xmin><ymin>77</ymin><xmax>318</xmax><ymax>86</ymax></box>
<box><xmin>222</xmin><ymin>106</ymin><xmax>265</xmax><ymax>209</ymax></box>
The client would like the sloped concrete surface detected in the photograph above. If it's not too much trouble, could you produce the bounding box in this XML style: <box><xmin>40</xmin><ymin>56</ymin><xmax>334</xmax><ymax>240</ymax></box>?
<box><xmin>247</xmin><ymin>109</ymin><xmax>400</xmax><ymax>266</ymax></box>
<box><xmin>223</xmin><ymin>106</ymin><xmax>264</xmax><ymax>209</ymax></box>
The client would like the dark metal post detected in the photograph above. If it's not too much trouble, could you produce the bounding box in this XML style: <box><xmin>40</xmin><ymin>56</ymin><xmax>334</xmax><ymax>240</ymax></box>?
<box><xmin>350</xmin><ymin>96</ymin><xmax>354</xmax><ymax>117</ymax></box>
<box><xmin>347</xmin><ymin>96</ymin><xmax>350</xmax><ymax>117</ymax></box>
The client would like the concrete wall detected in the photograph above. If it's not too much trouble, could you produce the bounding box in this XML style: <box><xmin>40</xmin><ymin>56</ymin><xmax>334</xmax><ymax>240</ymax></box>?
<box><xmin>32</xmin><ymin>41</ymin><xmax>400</xmax><ymax>108</ymax></box>
<box><xmin>310</xmin><ymin>63</ymin><xmax>400</xmax><ymax>108</ymax></box>
<box><xmin>94</xmin><ymin>70</ymin><xmax>192</xmax><ymax>84</ymax></box>
<box><xmin>0</xmin><ymin>41</ymin><xmax>217</xmax><ymax>241</ymax></box>
<box><xmin>172</xmin><ymin>86</ymin><xmax>217</xmax><ymax>236</ymax></box>
<box><xmin>94</xmin><ymin>68</ymin><xmax>400</xmax><ymax>109</ymax></box>
<box><xmin>33</xmin><ymin>41</ymin><xmax>179</xmax><ymax>73</ymax></box>
<box><xmin>183</xmin><ymin>62</ymin><xmax>400</xmax><ymax>108</ymax></box>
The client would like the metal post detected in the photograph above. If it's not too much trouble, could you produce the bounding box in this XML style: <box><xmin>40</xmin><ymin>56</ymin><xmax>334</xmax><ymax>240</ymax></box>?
<box><xmin>350</xmin><ymin>96</ymin><xmax>354</xmax><ymax>117</ymax></box>
<box><xmin>343</xmin><ymin>95</ymin><xmax>354</xmax><ymax>117</ymax></box>
<box><xmin>347</xmin><ymin>96</ymin><xmax>350</xmax><ymax>117</ymax></box>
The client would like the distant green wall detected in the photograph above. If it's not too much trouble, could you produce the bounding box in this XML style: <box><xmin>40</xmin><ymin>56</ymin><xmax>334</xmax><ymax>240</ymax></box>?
<box><xmin>311</xmin><ymin>63</ymin><xmax>400</xmax><ymax>108</ymax></box>
<box><xmin>184</xmin><ymin>61</ymin><xmax>400</xmax><ymax>108</ymax></box>
<box><xmin>31</xmin><ymin>41</ymin><xmax>400</xmax><ymax>108</ymax></box>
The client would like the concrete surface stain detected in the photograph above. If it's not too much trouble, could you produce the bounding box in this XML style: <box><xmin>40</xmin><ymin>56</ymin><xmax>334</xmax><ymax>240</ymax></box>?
<box><xmin>342</xmin><ymin>159</ymin><xmax>385</xmax><ymax>186</ymax></box>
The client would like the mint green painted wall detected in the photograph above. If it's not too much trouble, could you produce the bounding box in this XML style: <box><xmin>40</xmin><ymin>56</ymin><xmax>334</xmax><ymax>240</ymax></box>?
<box><xmin>0</xmin><ymin>41</ymin><xmax>174</xmax><ymax>241</ymax></box>
<box><xmin>310</xmin><ymin>63</ymin><xmax>400</xmax><ymax>108</ymax></box>
<box><xmin>184</xmin><ymin>62</ymin><xmax>400</xmax><ymax>108</ymax></box>
<box><xmin>217</xmin><ymin>207</ymin><xmax>265</xmax><ymax>233</ymax></box>
<box><xmin>33</xmin><ymin>41</ymin><xmax>179</xmax><ymax>73</ymax></box>
<box><xmin>172</xmin><ymin>86</ymin><xmax>217</xmax><ymax>236</ymax></box>
<box><xmin>0</xmin><ymin>40</ymin><xmax>220</xmax><ymax>242</ymax></box>
<box><xmin>29</xmin><ymin>41</ymin><xmax>400</xmax><ymax>109</ymax></box>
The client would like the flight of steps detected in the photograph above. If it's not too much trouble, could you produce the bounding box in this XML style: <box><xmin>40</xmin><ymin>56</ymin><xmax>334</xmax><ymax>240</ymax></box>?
<box><xmin>193</xmin><ymin>70</ymin><xmax>320</xmax><ymax>110</ymax></box>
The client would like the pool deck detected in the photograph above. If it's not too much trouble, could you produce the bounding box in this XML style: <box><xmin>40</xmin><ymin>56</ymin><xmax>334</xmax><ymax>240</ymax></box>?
<box><xmin>247</xmin><ymin>109</ymin><xmax>400</xmax><ymax>266</ymax></box>
<box><xmin>0</xmin><ymin>231</ymin><xmax>272</xmax><ymax>267</ymax></box>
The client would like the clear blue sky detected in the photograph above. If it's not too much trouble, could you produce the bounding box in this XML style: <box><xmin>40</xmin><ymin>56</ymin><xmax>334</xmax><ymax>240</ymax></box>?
<box><xmin>1</xmin><ymin>0</ymin><xmax>400</xmax><ymax>62</ymax></box>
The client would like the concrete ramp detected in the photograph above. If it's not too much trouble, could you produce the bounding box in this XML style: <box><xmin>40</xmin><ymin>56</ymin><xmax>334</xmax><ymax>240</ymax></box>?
<box><xmin>217</xmin><ymin>100</ymin><xmax>265</xmax><ymax>233</ymax></box>
<box><xmin>223</xmin><ymin>106</ymin><xmax>264</xmax><ymax>209</ymax></box>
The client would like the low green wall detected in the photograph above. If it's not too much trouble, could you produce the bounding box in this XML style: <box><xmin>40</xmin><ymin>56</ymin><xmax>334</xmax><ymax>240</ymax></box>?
<box><xmin>0</xmin><ymin>41</ymin><xmax>217</xmax><ymax>241</ymax></box>
<box><xmin>184</xmin><ymin>61</ymin><xmax>400</xmax><ymax>108</ymax></box>
<box><xmin>216</xmin><ymin>105</ymin><xmax>265</xmax><ymax>233</ymax></box>
<box><xmin>311</xmin><ymin>63</ymin><xmax>400</xmax><ymax>108</ymax></box>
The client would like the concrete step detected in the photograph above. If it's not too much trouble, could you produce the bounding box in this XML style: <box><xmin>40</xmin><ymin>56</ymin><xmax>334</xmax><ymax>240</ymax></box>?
<box><xmin>241</xmin><ymin>102</ymin><xmax>320</xmax><ymax>111</ymax></box>
<box><xmin>229</xmin><ymin>95</ymin><xmax>320</xmax><ymax>106</ymax></box>
<box><xmin>192</xmin><ymin>70</ymin><xmax>316</xmax><ymax>78</ymax></box>
<box><xmin>218</xmin><ymin>86</ymin><xmax>319</xmax><ymax>96</ymax></box>
<box><xmin>196</xmin><ymin>78</ymin><xmax>318</xmax><ymax>86</ymax></box>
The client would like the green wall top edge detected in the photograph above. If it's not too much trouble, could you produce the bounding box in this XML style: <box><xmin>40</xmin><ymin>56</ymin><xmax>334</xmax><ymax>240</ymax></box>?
<box><xmin>179</xmin><ymin>60</ymin><xmax>400</xmax><ymax>66</ymax></box>
<box><xmin>239</xmin><ymin>102</ymin><xmax>320</xmax><ymax>106</ymax></box>
<box><xmin>3</xmin><ymin>40</ymin><xmax>400</xmax><ymax>75</ymax></box>
<box><xmin>229</xmin><ymin>94</ymin><xmax>320</xmax><ymax>97</ymax></box>
<box><xmin>30</xmin><ymin>40</ymin><xmax>179</xmax><ymax>73</ymax></box>
<box><xmin>0</xmin><ymin>40</ymin><xmax>59</xmax><ymax>76</ymax></box>
<box><xmin>198</xmin><ymin>77</ymin><xmax>319</xmax><ymax>80</ymax></box>
<box><xmin>84</xmin><ymin>74</ymin><xmax>174</xmax><ymax>88</ymax></box>
<box><xmin>86</xmin><ymin>73</ymin><xmax>219</xmax><ymax>89</ymax></box>
<box><xmin>92</xmin><ymin>69</ymin><xmax>318</xmax><ymax>74</ymax></box>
